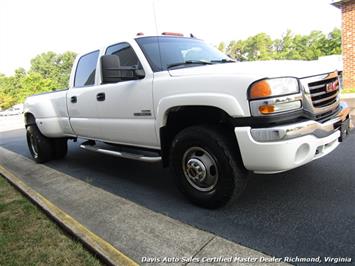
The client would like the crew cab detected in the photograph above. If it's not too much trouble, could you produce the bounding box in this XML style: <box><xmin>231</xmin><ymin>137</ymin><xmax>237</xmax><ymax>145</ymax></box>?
<box><xmin>24</xmin><ymin>34</ymin><xmax>351</xmax><ymax>208</ymax></box>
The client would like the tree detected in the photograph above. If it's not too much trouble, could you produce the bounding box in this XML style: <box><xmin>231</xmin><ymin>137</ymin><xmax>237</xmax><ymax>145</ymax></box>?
<box><xmin>326</xmin><ymin>28</ymin><xmax>342</xmax><ymax>55</ymax></box>
<box><xmin>0</xmin><ymin>51</ymin><xmax>76</xmax><ymax>109</ymax></box>
<box><xmin>30</xmin><ymin>51</ymin><xmax>77</xmax><ymax>89</ymax></box>
<box><xmin>217</xmin><ymin>42</ymin><xmax>226</xmax><ymax>53</ymax></box>
<box><xmin>224</xmin><ymin>28</ymin><xmax>341</xmax><ymax>61</ymax></box>
<box><xmin>17</xmin><ymin>72</ymin><xmax>58</xmax><ymax>103</ymax></box>
<box><xmin>273</xmin><ymin>30</ymin><xmax>302</xmax><ymax>60</ymax></box>
<box><xmin>226</xmin><ymin>33</ymin><xmax>274</xmax><ymax>61</ymax></box>
<box><xmin>0</xmin><ymin>93</ymin><xmax>16</xmax><ymax>109</ymax></box>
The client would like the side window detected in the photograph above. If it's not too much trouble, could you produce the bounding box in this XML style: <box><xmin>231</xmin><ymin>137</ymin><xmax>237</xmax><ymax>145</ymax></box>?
<box><xmin>105</xmin><ymin>43</ymin><xmax>142</xmax><ymax>69</ymax></box>
<box><xmin>74</xmin><ymin>50</ymin><xmax>99</xmax><ymax>87</ymax></box>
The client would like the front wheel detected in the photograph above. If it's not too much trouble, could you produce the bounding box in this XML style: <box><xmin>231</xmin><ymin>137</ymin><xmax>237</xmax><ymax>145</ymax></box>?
<box><xmin>170</xmin><ymin>125</ymin><xmax>248</xmax><ymax>209</ymax></box>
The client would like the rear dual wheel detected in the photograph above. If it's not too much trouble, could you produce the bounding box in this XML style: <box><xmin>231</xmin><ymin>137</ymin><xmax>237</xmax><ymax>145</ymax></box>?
<box><xmin>26</xmin><ymin>124</ymin><xmax>67</xmax><ymax>163</ymax></box>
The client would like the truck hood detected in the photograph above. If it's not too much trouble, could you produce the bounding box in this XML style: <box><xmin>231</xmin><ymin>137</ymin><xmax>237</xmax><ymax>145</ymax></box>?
<box><xmin>168</xmin><ymin>60</ymin><xmax>340</xmax><ymax>79</ymax></box>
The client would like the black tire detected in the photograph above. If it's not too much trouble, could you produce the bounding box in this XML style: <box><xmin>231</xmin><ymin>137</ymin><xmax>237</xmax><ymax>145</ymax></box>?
<box><xmin>170</xmin><ymin>125</ymin><xmax>248</xmax><ymax>209</ymax></box>
<box><xmin>53</xmin><ymin>138</ymin><xmax>68</xmax><ymax>159</ymax></box>
<box><xmin>26</xmin><ymin>125</ymin><xmax>54</xmax><ymax>163</ymax></box>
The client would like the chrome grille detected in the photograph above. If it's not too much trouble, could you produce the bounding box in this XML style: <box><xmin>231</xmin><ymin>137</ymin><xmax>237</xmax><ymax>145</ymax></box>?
<box><xmin>300</xmin><ymin>71</ymin><xmax>340</xmax><ymax>118</ymax></box>
<box><xmin>308</xmin><ymin>77</ymin><xmax>339</xmax><ymax>108</ymax></box>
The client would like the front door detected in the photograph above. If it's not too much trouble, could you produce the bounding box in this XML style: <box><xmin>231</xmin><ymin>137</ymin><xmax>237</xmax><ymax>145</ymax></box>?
<box><xmin>97</xmin><ymin>42</ymin><xmax>158</xmax><ymax>149</ymax></box>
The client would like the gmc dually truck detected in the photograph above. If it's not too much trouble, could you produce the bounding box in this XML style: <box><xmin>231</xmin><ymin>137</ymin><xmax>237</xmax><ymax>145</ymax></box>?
<box><xmin>24</xmin><ymin>34</ymin><xmax>351</xmax><ymax>208</ymax></box>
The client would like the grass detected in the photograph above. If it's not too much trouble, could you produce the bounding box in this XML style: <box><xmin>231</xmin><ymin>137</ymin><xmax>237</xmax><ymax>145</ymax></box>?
<box><xmin>0</xmin><ymin>175</ymin><xmax>102</xmax><ymax>266</ymax></box>
<box><xmin>342</xmin><ymin>88</ymin><xmax>355</xmax><ymax>94</ymax></box>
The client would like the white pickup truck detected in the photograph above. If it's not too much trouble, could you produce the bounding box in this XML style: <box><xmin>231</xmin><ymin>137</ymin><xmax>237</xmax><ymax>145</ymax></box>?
<box><xmin>24</xmin><ymin>34</ymin><xmax>351</xmax><ymax>208</ymax></box>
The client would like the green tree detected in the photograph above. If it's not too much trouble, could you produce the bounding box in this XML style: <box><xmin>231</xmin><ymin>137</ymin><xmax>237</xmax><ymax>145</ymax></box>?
<box><xmin>217</xmin><ymin>42</ymin><xmax>226</xmax><ymax>53</ymax></box>
<box><xmin>0</xmin><ymin>51</ymin><xmax>76</xmax><ymax>109</ymax></box>
<box><xmin>30</xmin><ymin>51</ymin><xmax>76</xmax><ymax>89</ymax></box>
<box><xmin>17</xmin><ymin>72</ymin><xmax>58</xmax><ymax>103</ymax></box>
<box><xmin>325</xmin><ymin>28</ymin><xmax>342</xmax><ymax>55</ymax></box>
<box><xmin>225</xmin><ymin>28</ymin><xmax>341</xmax><ymax>61</ymax></box>
<box><xmin>273</xmin><ymin>30</ymin><xmax>302</xmax><ymax>60</ymax></box>
<box><xmin>226</xmin><ymin>33</ymin><xmax>274</xmax><ymax>61</ymax></box>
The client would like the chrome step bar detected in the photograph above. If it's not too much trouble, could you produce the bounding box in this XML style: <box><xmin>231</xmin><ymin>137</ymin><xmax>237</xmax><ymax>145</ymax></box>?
<box><xmin>80</xmin><ymin>144</ymin><xmax>161</xmax><ymax>163</ymax></box>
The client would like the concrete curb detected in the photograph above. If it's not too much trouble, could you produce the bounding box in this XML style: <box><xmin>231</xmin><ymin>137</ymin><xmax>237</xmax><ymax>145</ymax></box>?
<box><xmin>0</xmin><ymin>164</ymin><xmax>138</xmax><ymax>266</ymax></box>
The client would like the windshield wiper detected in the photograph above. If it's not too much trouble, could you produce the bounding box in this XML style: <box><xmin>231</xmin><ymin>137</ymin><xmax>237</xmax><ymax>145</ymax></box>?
<box><xmin>210</xmin><ymin>59</ymin><xmax>236</xmax><ymax>63</ymax></box>
<box><xmin>167</xmin><ymin>60</ymin><xmax>212</xmax><ymax>69</ymax></box>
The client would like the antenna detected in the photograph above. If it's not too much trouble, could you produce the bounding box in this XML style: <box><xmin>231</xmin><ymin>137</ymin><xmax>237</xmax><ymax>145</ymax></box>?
<box><xmin>152</xmin><ymin>0</ymin><xmax>159</xmax><ymax>36</ymax></box>
<box><xmin>152</xmin><ymin>0</ymin><xmax>163</xmax><ymax>71</ymax></box>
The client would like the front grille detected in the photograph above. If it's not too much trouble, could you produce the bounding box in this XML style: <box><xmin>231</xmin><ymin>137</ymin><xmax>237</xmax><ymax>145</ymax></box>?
<box><xmin>308</xmin><ymin>77</ymin><xmax>339</xmax><ymax>108</ymax></box>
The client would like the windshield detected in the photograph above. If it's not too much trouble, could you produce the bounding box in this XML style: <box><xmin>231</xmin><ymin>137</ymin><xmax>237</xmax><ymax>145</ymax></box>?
<box><xmin>135</xmin><ymin>36</ymin><xmax>231</xmax><ymax>72</ymax></box>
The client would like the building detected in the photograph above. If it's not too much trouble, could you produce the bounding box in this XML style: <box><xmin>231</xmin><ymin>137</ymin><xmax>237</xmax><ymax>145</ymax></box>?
<box><xmin>332</xmin><ymin>0</ymin><xmax>355</xmax><ymax>89</ymax></box>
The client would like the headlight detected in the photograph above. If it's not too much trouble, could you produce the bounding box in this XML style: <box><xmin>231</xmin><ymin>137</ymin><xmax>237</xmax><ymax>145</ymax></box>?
<box><xmin>248</xmin><ymin>77</ymin><xmax>302</xmax><ymax>116</ymax></box>
<box><xmin>248</xmin><ymin>78</ymin><xmax>299</xmax><ymax>100</ymax></box>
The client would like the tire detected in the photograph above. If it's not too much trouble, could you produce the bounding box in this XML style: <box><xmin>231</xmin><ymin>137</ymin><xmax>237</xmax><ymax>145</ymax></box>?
<box><xmin>53</xmin><ymin>138</ymin><xmax>68</xmax><ymax>159</ymax></box>
<box><xmin>26</xmin><ymin>125</ymin><xmax>54</xmax><ymax>163</ymax></box>
<box><xmin>170</xmin><ymin>125</ymin><xmax>248</xmax><ymax>209</ymax></box>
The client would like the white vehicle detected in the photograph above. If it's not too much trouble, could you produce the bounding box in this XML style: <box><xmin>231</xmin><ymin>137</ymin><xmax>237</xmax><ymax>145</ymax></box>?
<box><xmin>0</xmin><ymin>104</ymin><xmax>23</xmax><ymax>116</ymax></box>
<box><xmin>24</xmin><ymin>34</ymin><xmax>351</xmax><ymax>208</ymax></box>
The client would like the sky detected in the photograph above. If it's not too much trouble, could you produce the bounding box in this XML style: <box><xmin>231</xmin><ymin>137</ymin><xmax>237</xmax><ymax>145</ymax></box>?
<box><xmin>0</xmin><ymin>0</ymin><xmax>341</xmax><ymax>75</ymax></box>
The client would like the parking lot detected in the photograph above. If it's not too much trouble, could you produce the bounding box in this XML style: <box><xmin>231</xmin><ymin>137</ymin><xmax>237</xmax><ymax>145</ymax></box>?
<box><xmin>1</xmin><ymin>115</ymin><xmax>354</xmax><ymax>264</ymax></box>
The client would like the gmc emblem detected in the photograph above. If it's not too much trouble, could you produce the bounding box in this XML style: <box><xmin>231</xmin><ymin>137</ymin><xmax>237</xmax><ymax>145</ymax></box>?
<box><xmin>325</xmin><ymin>80</ymin><xmax>339</xmax><ymax>93</ymax></box>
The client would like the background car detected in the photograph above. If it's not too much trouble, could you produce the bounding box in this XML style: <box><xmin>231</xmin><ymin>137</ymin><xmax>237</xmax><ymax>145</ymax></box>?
<box><xmin>0</xmin><ymin>104</ymin><xmax>24</xmax><ymax>116</ymax></box>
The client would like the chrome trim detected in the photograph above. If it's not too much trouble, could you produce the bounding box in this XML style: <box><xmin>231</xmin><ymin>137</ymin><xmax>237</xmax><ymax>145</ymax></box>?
<box><xmin>250</xmin><ymin>94</ymin><xmax>303</xmax><ymax>116</ymax></box>
<box><xmin>250</xmin><ymin>102</ymin><xmax>350</xmax><ymax>142</ymax></box>
<box><xmin>312</xmin><ymin>93</ymin><xmax>337</xmax><ymax>105</ymax></box>
<box><xmin>300</xmin><ymin>71</ymin><xmax>341</xmax><ymax>116</ymax></box>
<box><xmin>311</xmin><ymin>91</ymin><xmax>327</xmax><ymax>97</ymax></box>
<box><xmin>80</xmin><ymin>144</ymin><xmax>161</xmax><ymax>162</ymax></box>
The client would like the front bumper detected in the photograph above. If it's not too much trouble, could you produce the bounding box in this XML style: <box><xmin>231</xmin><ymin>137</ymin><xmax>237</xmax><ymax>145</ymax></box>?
<box><xmin>235</xmin><ymin>102</ymin><xmax>351</xmax><ymax>174</ymax></box>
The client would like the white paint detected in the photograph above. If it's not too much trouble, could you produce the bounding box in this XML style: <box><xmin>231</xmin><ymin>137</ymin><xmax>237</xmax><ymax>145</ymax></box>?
<box><xmin>235</xmin><ymin>127</ymin><xmax>340</xmax><ymax>173</ymax></box>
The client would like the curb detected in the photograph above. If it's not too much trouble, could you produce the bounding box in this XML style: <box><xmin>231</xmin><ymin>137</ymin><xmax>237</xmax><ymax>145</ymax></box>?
<box><xmin>0</xmin><ymin>164</ymin><xmax>138</xmax><ymax>266</ymax></box>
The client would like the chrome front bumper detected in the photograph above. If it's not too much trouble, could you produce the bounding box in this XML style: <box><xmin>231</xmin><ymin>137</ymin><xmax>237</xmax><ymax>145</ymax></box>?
<box><xmin>251</xmin><ymin>102</ymin><xmax>351</xmax><ymax>142</ymax></box>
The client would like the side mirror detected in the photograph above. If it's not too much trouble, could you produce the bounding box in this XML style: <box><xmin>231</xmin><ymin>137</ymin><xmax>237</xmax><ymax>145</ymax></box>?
<box><xmin>100</xmin><ymin>55</ymin><xmax>145</xmax><ymax>84</ymax></box>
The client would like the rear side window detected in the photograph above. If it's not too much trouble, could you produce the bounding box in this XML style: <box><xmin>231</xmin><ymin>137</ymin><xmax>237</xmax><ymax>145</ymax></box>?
<box><xmin>105</xmin><ymin>43</ymin><xmax>142</xmax><ymax>68</ymax></box>
<box><xmin>74</xmin><ymin>50</ymin><xmax>99</xmax><ymax>87</ymax></box>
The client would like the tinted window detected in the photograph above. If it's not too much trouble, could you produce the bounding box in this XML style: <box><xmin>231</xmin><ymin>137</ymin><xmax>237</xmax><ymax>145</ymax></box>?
<box><xmin>105</xmin><ymin>43</ymin><xmax>142</xmax><ymax>68</ymax></box>
<box><xmin>136</xmin><ymin>37</ymin><xmax>230</xmax><ymax>72</ymax></box>
<box><xmin>74</xmin><ymin>50</ymin><xmax>99</xmax><ymax>87</ymax></box>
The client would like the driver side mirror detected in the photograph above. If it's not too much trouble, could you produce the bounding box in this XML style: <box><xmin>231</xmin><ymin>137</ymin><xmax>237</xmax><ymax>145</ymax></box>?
<box><xmin>100</xmin><ymin>55</ymin><xmax>145</xmax><ymax>84</ymax></box>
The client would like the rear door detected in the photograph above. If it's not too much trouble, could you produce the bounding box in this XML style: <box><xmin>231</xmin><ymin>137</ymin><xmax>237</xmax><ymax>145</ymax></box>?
<box><xmin>67</xmin><ymin>50</ymin><xmax>103</xmax><ymax>139</ymax></box>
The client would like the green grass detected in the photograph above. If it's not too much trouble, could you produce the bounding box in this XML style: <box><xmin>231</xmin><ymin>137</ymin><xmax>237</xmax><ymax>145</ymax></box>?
<box><xmin>0</xmin><ymin>175</ymin><xmax>102</xmax><ymax>266</ymax></box>
<box><xmin>342</xmin><ymin>88</ymin><xmax>355</xmax><ymax>94</ymax></box>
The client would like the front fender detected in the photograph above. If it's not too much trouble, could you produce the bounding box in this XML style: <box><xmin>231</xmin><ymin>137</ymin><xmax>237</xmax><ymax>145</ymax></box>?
<box><xmin>155</xmin><ymin>93</ymin><xmax>245</xmax><ymax>138</ymax></box>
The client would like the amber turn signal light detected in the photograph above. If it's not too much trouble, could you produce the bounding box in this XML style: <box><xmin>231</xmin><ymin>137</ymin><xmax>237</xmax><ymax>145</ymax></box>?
<box><xmin>249</xmin><ymin>80</ymin><xmax>272</xmax><ymax>99</ymax></box>
<box><xmin>259</xmin><ymin>105</ymin><xmax>275</xmax><ymax>114</ymax></box>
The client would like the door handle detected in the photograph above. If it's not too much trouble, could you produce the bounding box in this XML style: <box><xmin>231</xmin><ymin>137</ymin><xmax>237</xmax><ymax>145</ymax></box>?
<box><xmin>70</xmin><ymin>96</ymin><xmax>77</xmax><ymax>103</ymax></box>
<box><xmin>96</xmin><ymin>92</ymin><xmax>105</xmax><ymax>101</ymax></box>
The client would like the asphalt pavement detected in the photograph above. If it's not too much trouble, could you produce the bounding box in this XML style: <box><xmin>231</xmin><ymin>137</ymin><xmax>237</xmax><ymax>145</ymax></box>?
<box><xmin>1</xmin><ymin>127</ymin><xmax>354</xmax><ymax>264</ymax></box>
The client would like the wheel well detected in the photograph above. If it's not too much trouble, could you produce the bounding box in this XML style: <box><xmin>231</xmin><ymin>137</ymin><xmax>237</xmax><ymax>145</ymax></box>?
<box><xmin>160</xmin><ymin>106</ymin><xmax>235</xmax><ymax>167</ymax></box>
<box><xmin>24</xmin><ymin>113</ymin><xmax>36</xmax><ymax>127</ymax></box>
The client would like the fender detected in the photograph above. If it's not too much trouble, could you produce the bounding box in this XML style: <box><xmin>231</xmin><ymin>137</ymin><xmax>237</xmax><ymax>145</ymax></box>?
<box><xmin>155</xmin><ymin>92</ymin><xmax>245</xmax><ymax>141</ymax></box>
<box><xmin>23</xmin><ymin>92</ymin><xmax>75</xmax><ymax>138</ymax></box>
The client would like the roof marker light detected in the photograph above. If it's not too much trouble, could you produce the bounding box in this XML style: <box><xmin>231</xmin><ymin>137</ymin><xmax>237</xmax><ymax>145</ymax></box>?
<box><xmin>161</xmin><ymin>32</ymin><xmax>184</xmax><ymax>36</ymax></box>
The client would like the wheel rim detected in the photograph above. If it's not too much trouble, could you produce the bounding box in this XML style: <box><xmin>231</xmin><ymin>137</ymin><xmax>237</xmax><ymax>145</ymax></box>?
<box><xmin>182</xmin><ymin>147</ymin><xmax>218</xmax><ymax>192</ymax></box>
<box><xmin>29</xmin><ymin>134</ymin><xmax>39</xmax><ymax>158</ymax></box>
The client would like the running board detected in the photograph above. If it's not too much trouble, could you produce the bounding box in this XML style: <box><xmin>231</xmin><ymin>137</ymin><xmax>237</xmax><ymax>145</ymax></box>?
<box><xmin>80</xmin><ymin>144</ymin><xmax>161</xmax><ymax>163</ymax></box>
